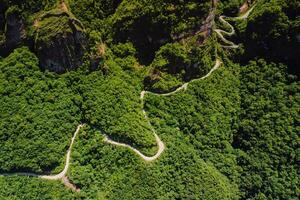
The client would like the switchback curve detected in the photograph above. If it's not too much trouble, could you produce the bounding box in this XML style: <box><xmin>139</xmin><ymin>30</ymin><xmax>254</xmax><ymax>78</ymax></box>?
<box><xmin>214</xmin><ymin>4</ymin><xmax>256</xmax><ymax>48</ymax></box>
<box><xmin>141</xmin><ymin>59</ymin><xmax>222</xmax><ymax>98</ymax></box>
<box><xmin>0</xmin><ymin>3</ymin><xmax>256</xmax><ymax>192</ymax></box>
<box><xmin>104</xmin><ymin>59</ymin><xmax>222</xmax><ymax>161</ymax></box>
<box><xmin>0</xmin><ymin>124</ymin><xmax>83</xmax><ymax>191</ymax></box>
<box><xmin>0</xmin><ymin>59</ymin><xmax>223</xmax><ymax>191</ymax></box>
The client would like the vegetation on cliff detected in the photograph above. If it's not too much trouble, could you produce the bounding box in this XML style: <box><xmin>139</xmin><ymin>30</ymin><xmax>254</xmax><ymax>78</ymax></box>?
<box><xmin>0</xmin><ymin>0</ymin><xmax>299</xmax><ymax>199</ymax></box>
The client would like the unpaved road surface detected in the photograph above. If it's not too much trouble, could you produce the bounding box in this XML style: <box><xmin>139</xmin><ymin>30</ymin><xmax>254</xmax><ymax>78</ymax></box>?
<box><xmin>214</xmin><ymin>4</ymin><xmax>256</xmax><ymax>48</ymax></box>
<box><xmin>0</xmin><ymin>3</ymin><xmax>256</xmax><ymax>190</ymax></box>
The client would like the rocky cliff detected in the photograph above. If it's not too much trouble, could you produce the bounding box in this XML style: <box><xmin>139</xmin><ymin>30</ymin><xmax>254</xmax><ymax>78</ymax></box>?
<box><xmin>34</xmin><ymin>11</ymin><xmax>87</xmax><ymax>73</ymax></box>
<box><xmin>5</xmin><ymin>11</ymin><xmax>26</xmax><ymax>51</ymax></box>
<box><xmin>0</xmin><ymin>2</ymin><xmax>87</xmax><ymax>74</ymax></box>
<box><xmin>0</xmin><ymin>6</ymin><xmax>26</xmax><ymax>55</ymax></box>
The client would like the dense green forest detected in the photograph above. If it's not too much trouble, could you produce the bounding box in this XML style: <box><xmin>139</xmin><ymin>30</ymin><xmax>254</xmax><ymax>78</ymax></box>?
<box><xmin>0</xmin><ymin>0</ymin><xmax>299</xmax><ymax>199</ymax></box>
<box><xmin>0</xmin><ymin>47</ymin><xmax>81</xmax><ymax>173</ymax></box>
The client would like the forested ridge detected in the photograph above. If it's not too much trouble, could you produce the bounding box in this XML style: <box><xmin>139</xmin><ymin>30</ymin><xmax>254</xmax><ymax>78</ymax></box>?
<box><xmin>0</xmin><ymin>0</ymin><xmax>299</xmax><ymax>199</ymax></box>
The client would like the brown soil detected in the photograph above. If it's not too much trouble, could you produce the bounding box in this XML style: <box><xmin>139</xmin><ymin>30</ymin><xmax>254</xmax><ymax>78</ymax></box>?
<box><xmin>62</xmin><ymin>176</ymin><xmax>80</xmax><ymax>192</ymax></box>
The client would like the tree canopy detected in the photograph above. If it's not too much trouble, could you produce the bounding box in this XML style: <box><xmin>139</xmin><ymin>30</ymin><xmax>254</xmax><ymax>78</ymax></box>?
<box><xmin>0</xmin><ymin>0</ymin><xmax>299</xmax><ymax>199</ymax></box>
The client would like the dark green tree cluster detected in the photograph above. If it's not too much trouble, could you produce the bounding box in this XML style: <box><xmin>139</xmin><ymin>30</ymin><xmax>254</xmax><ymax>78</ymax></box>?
<box><xmin>70</xmin><ymin>0</ymin><xmax>121</xmax><ymax>22</ymax></box>
<box><xmin>77</xmin><ymin>59</ymin><xmax>158</xmax><ymax>155</ymax></box>
<box><xmin>0</xmin><ymin>0</ymin><xmax>57</xmax><ymax>15</ymax></box>
<box><xmin>69</xmin><ymin>0</ymin><xmax>211</xmax><ymax>64</ymax></box>
<box><xmin>144</xmin><ymin>58</ymin><xmax>241</xmax><ymax>183</ymax></box>
<box><xmin>145</xmin><ymin>42</ymin><xmax>190</xmax><ymax>92</ymax></box>
<box><xmin>235</xmin><ymin>59</ymin><xmax>300</xmax><ymax>199</ymax></box>
<box><xmin>69</xmin><ymin>125</ymin><xmax>239</xmax><ymax>199</ymax></box>
<box><xmin>0</xmin><ymin>47</ymin><xmax>81</xmax><ymax>173</ymax></box>
<box><xmin>144</xmin><ymin>57</ymin><xmax>300</xmax><ymax>199</ymax></box>
<box><xmin>237</xmin><ymin>0</ymin><xmax>300</xmax><ymax>76</ymax></box>
<box><xmin>110</xmin><ymin>0</ymin><xmax>211</xmax><ymax>63</ymax></box>
<box><xmin>0</xmin><ymin>176</ymin><xmax>77</xmax><ymax>200</ymax></box>
<box><xmin>0</xmin><ymin>0</ymin><xmax>299</xmax><ymax>199</ymax></box>
<box><xmin>145</xmin><ymin>35</ymin><xmax>216</xmax><ymax>92</ymax></box>
<box><xmin>218</xmin><ymin>0</ymin><xmax>245</xmax><ymax>16</ymax></box>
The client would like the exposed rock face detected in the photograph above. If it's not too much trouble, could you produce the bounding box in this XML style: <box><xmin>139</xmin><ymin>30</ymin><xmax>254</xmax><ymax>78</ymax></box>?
<box><xmin>35</xmin><ymin>14</ymin><xmax>87</xmax><ymax>73</ymax></box>
<box><xmin>5</xmin><ymin>12</ymin><xmax>26</xmax><ymax>50</ymax></box>
<box><xmin>36</xmin><ymin>32</ymin><xmax>86</xmax><ymax>73</ymax></box>
<box><xmin>0</xmin><ymin>4</ymin><xmax>87</xmax><ymax>73</ymax></box>
<box><xmin>0</xmin><ymin>6</ymin><xmax>6</xmax><ymax>51</ymax></box>
<box><xmin>0</xmin><ymin>8</ymin><xmax>26</xmax><ymax>56</ymax></box>
<box><xmin>0</xmin><ymin>5</ymin><xmax>6</xmax><ymax>31</ymax></box>
<box><xmin>172</xmin><ymin>0</ymin><xmax>216</xmax><ymax>42</ymax></box>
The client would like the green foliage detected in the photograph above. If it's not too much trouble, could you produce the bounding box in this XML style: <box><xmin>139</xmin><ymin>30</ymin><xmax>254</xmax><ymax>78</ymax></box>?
<box><xmin>111</xmin><ymin>42</ymin><xmax>136</xmax><ymax>58</ymax></box>
<box><xmin>0</xmin><ymin>176</ymin><xmax>77</xmax><ymax>200</ymax></box>
<box><xmin>5</xmin><ymin>5</ymin><xmax>22</xmax><ymax>17</ymax></box>
<box><xmin>111</xmin><ymin>0</ymin><xmax>211</xmax><ymax>38</ymax></box>
<box><xmin>145</xmin><ymin>43</ymin><xmax>188</xmax><ymax>92</ymax></box>
<box><xmin>217</xmin><ymin>0</ymin><xmax>245</xmax><ymax>16</ymax></box>
<box><xmin>70</xmin><ymin>0</ymin><xmax>121</xmax><ymax>21</ymax></box>
<box><xmin>152</xmin><ymin>43</ymin><xmax>190</xmax><ymax>74</ymax></box>
<box><xmin>109</xmin><ymin>42</ymin><xmax>141</xmax><ymax>71</ymax></box>
<box><xmin>0</xmin><ymin>47</ymin><xmax>81</xmax><ymax>172</ymax></box>
<box><xmin>2</xmin><ymin>0</ymin><xmax>57</xmax><ymax>16</ymax></box>
<box><xmin>146</xmin><ymin>36</ymin><xmax>216</xmax><ymax>92</ymax></box>
<box><xmin>35</xmin><ymin>15</ymin><xmax>72</xmax><ymax>44</ymax></box>
<box><xmin>78</xmin><ymin>60</ymin><xmax>157</xmax><ymax>155</ymax></box>
<box><xmin>145</xmin><ymin>59</ymin><xmax>241</xmax><ymax>184</ymax></box>
<box><xmin>109</xmin><ymin>0</ymin><xmax>211</xmax><ymax>63</ymax></box>
<box><xmin>0</xmin><ymin>1</ymin><xmax>299</xmax><ymax>199</ymax></box>
<box><xmin>149</xmin><ymin>73</ymin><xmax>184</xmax><ymax>93</ymax></box>
<box><xmin>237</xmin><ymin>0</ymin><xmax>300</xmax><ymax>76</ymax></box>
<box><xmin>235</xmin><ymin>59</ymin><xmax>300</xmax><ymax>199</ymax></box>
<box><xmin>32</xmin><ymin>4</ymin><xmax>84</xmax><ymax>44</ymax></box>
<box><xmin>69</xmin><ymin>125</ymin><xmax>239</xmax><ymax>199</ymax></box>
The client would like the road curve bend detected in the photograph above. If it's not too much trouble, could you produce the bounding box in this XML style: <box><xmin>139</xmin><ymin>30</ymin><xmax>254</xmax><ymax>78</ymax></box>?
<box><xmin>104</xmin><ymin>132</ymin><xmax>165</xmax><ymax>162</ymax></box>
<box><xmin>0</xmin><ymin>124</ymin><xmax>84</xmax><ymax>191</ymax></box>
<box><xmin>0</xmin><ymin>60</ymin><xmax>223</xmax><ymax>190</ymax></box>
<box><xmin>143</xmin><ymin>59</ymin><xmax>222</xmax><ymax>98</ymax></box>
<box><xmin>0</xmin><ymin>124</ymin><xmax>83</xmax><ymax>180</ymax></box>
<box><xmin>39</xmin><ymin>124</ymin><xmax>84</xmax><ymax>180</ymax></box>
<box><xmin>105</xmin><ymin>59</ymin><xmax>222</xmax><ymax>162</ymax></box>
<box><xmin>0</xmin><ymin>3</ymin><xmax>242</xmax><ymax>187</ymax></box>
<box><xmin>214</xmin><ymin>4</ymin><xmax>257</xmax><ymax>49</ymax></box>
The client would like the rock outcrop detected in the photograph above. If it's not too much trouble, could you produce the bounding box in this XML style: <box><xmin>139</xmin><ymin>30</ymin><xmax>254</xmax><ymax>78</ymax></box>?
<box><xmin>0</xmin><ymin>4</ymin><xmax>6</xmax><ymax>31</ymax></box>
<box><xmin>34</xmin><ymin>11</ymin><xmax>87</xmax><ymax>73</ymax></box>
<box><xmin>0</xmin><ymin>2</ymin><xmax>87</xmax><ymax>73</ymax></box>
<box><xmin>0</xmin><ymin>6</ymin><xmax>26</xmax><ymax>56</ymax></box>
<box><xmin>5</xmin><ymin>12</ymin><xmax>26</xmax><ymax>50</ymax></box>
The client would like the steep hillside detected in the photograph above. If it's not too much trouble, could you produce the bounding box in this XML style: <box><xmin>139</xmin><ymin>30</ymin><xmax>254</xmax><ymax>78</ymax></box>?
<box><xmin>0</xmin><ymin>0</ymin><xmax>299</xmax><ymax>199</ymax></box>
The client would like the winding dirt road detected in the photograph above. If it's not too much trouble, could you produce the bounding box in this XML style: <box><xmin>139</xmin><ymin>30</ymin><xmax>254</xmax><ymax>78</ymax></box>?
<box><xmin>0</xmin><ymin>59</ymin><xmax>221</xmax><ymax>191</ymax></box>
<box><xmin>104</xmin><ymin>131</ymin><xmax>164</xmax><ymax>162</ymax></box>
<box><xmin>40</xmin><ymin>124</ymin><xmax>83</xmax><ymax>180</ymax></box>
<box><xmin>0</xmin><ymin>124</ymin><xmax>83</xmax><ymax>191</ymax></box>
<box><xmin>105</xmin><ymin>59</ymin><xmax>221</xmax><ymax>161</ymax></box>
<box><xmin>0</xmin><ymin>59</ymin><xmax>220</xmax><ymax>188</ymax></box>
<box><xmin>214</xmin><ymin>4</ymin><xmax>256</xmax><ymax>48</ymax></box>
<box><xmin>0</xmin><ymin>124</ymin><xmax>83</xmax><ymax>180</ymax></box>
<box><xmin>0</xmin><ymin>3</ymin><xmax>256</xmax><ymax>192</ymax></box>
<box><xmin>142</xmin><ymin>59</ymin><xmax>222</xmax><ymax>98</ymax></box>
<box><xmin>100</xmin><ymin>2</ymin><xmax>257</xmax><ymax>166</ymax></box>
